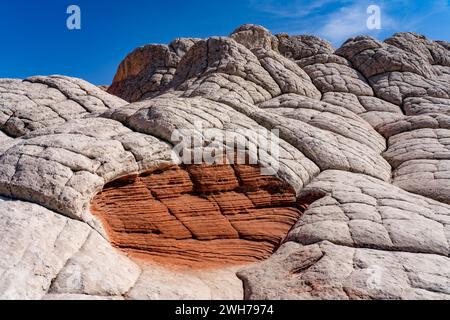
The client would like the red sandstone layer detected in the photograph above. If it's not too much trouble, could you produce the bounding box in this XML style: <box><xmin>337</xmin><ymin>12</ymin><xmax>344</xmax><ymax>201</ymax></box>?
<box><xmin>91</xmin><ymin>164</ymin><xmax>305</xmax><ymax>269</ymax></box>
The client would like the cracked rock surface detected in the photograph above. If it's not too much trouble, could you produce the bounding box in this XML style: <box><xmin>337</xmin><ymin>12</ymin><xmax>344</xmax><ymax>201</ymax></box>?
<box><xmin>1</xmin><ymin>24</ymin><xmax>450</xmax><ymax>300</ymax></box>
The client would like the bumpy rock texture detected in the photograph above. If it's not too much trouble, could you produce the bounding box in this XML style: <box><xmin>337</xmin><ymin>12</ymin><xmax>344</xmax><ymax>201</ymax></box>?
<box><xmin>1</xmin><ymin>25</ymin><xmax>450</xmax><ymax>300</ymax></box>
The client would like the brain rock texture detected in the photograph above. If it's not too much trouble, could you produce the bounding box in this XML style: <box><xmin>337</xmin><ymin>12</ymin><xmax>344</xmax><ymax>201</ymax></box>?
<box><xmin>1</xmin><ymin>24</ymin><xmax>450</xmax><ymax>300</ymax></box>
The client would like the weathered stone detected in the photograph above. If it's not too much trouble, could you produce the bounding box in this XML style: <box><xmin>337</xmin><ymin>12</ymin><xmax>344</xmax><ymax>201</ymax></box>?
<box><xmin>404</xmin><ymin>97</ymin><xmax>450</xmax><ymax>116</ymax></box>
<box><xmin>302</xmin><ymin>57</ymin><xmax>374</xmax><ymax>96</ymax></box>
<box><xmin>127</xmin><ymin>265</ymin><xmax>243</xmax><ymax>300</ymax></box>
<box><xmin>230</xmin><ymin>24</ymin><xmax>278</xmax><ymax>51</ymax></box>
<box><xmin>238</xmin><ymin>241</ymin><xmax>450</xmax><ymax>300</ymax></box>
<box><xmin>370</xmin><ymin>71</ymin><xmax>450</xmax><ymax>105</ymax></box>
<box><xmin>108</xmin><ymin>39</ymin><xmax>199</xmax><ymax>102</ymax></box>
<box><xmin>286</xmin><ymin>170</ymin><xmax>450</xmax><ymax>256</ymax></box>
<box><xmin>104</xmin><ymin>95</ymin><xmax>321</xmax><ymax>193</ymax></box>
<box><xmin>48</xmin><ymin>231</ymin><xmax>141</xmax><ymax>296</ymax></box>
<box><xmin>252</xmin><ymin>110</ymin><xmax>391</xmax><ymax>181</ymax></box>
<box><xmin>0</xmin><ymin>117</ymin><xmax>173</xmax><ymax>224</ymax></box>
<box><xmin>258</xmin><ymin>94</ymin><xmax>386</xmax><ymax>153</ymax></box>
<box><xmin>386</xmin><ymin>32</ymin><xmax>450</xmax><ymax>67</ymax></box>
<box><xmin>0</xmin><ymin>76</ymin><xmax>127</xmax><ymax>137</ymax></box>
<box><xmin>0</xmin><ymin>197</ymin><xmax>91</xmax><ymax>300</ymax></box>
<box><xmin>276</xmin><ymin>34</ymin><xmax>334</xmax><ymax>60</ymax></box>
<box><xmin>337</xmin><ymin>36</ymin><xmax>436</xmax><ymax>79</ymax></box>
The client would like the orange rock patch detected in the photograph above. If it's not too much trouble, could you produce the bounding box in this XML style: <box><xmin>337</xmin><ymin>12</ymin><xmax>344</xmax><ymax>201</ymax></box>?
<box><xmin>91</xmin><ymin>164</ymin><xmax>304</xmax><ymax>269</ymax></box>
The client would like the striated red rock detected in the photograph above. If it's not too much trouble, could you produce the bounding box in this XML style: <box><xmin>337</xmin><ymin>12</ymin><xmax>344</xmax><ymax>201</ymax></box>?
<box><xmin>91</xmin><ymin>164</ymin><xmax>303</xmax><ymax>269</ymax></box>
<box><xmin>161</xmin><ymin>195</ymin><xmax>239</xmax><ymax>240</ymax></box>
<box><xmin>246</xmin><ymin>189</ymin><xmax>297</xmax><ymax>208</ymax></box>
<box><xmin>140</xmin><ymin>166</ymin><xmax>194</xmax><ymax>198</ymax></box>
<box><xmin>94</xmin><ymin>176</ymin><xmax>192</xmax><ymax>239</ymax></box>
<box><xmin>234</xmin><ymin>164</ymin><xmax>285</xmax><ymax>190</ymax></box>
<box><xmin>187</xmin><ymin>164</ymin><xmax>240</xmax><ymax>193</ymax></box>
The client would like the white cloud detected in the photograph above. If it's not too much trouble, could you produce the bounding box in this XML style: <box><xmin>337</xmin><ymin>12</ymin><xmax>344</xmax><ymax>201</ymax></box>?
<box><xmin>316</xmin><ymin>0</ymin><xmax>449</xmax><ymax>44</ymax></box>
<box><xmin>250</xmin><ymin>0</ymin><xmax>450</xmax><ymax>45</ymax></box>
<box><xmin>317</xmin><ymin>2</ymin><xmax>396</xmax><ymax>44</ymax></box>
<box><xmin>318</xmin><ymin>5</ymin><xmax>368</xmax><ymax>42</ymax></box>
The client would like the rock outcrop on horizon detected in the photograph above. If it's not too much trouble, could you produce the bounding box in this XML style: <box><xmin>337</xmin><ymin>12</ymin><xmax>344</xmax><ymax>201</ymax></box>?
<box><xmin>1</xmin><ymin>24</ymin><xmax>450</xmax><ymax>300</ymax></box>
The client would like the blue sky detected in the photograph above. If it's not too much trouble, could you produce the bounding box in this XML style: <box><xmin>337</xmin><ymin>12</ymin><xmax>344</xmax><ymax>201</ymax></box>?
<box><xmin>0</xmin><ymin>0</ymin><xmax>449</xmax><ymax>84</ymax></box>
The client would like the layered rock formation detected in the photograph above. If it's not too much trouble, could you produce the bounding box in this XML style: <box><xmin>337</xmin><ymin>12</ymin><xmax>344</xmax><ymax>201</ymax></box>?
<box><xmin>1</xmin><ymin>24</ymin><xmax>450</xmax><ymax>300</ymax></box>
<box><xmin>92</xmin><ymin>164</ymin><xmax>301</xmax><ymax>268</ymax></box>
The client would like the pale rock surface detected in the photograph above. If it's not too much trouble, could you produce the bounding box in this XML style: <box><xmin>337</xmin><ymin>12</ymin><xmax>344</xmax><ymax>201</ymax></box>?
<box><xmin>0</xmin><ymin>196</ymin><xmax>242</xmax><ymax>300</ymax></box>
<box><xmin>276</xmin><ymin>34</ymin><xmax>334</xmax><ymax>60</ymax></box>
<box><xmin>258</xmin><ymin>94</ymin><xmax>386</xmax><ymax>153</ymax></box>
<box><xmin>43</xmin><ymin>294</ymin><xmax>124</xmax><ymax>300</ymax></box>
<box><xmin>230</xmin><ymin>24</ymin><xmax>278</xmax><ymax>51</ymax></box>
<box><xmin>0</xmin><ymin>117</ymin><xmax>173</xmax><ymax>224</ymax></box>
<box><xmin>301</xmin><ymin>55</ymin><xmax>374</xmax><ymax>96</ymax></box>
<box><xmin>336</xmin><ymin>35</ymin><xmax>437</xmax><ymax>79</ymax></box>
<box><xmin>286</xmin><ymin>170</ymin><xmax>450</xmax><ymax>256</ymax></box>
<box><xmin>392</xmin><ymin>159</ymin><xmax>450</xmax><ymax>205</ymax></box>
<box><xmin>404</xmin><ymin>97</ymin><xmax>450</xmax><ymax>116</ymax></box>
<box><xmin>0</xmin><ymin>197</ymin><xmax>91</xmax><ymax>300</ymax></box>
<box><xmin>385</xmin><ymin>32</ymin><xmax>450</xmax><ymax>67</ymax></box>
<box><xmin>384</xmin><ymin>128</ymin><xmax>450</xmax><ymax>204</ymax></box>
<box><xmin>0</xmin><ymin>130</ymin><xmax>13</xmax><ymax>153</ymax></box>
<box><xmin>127</xmin><ymin>265</ymin><xmax>243</xmax><ymax>300</ymax></box>
<box><xmin>370</xmin><ymin>71</ymin><xmax>450</xmax><ymax>105</ymax></box>
<box><xmin>0</xmin><ymin>76</ymin><xmax>127</xmax><ymax>137</ymax></box>
<box><xmin>104</xmin><ymin>95</ymin><xmax>321</xmax><ymax>193</ymax></box>
<box><xmin>48</xmin><ymin>231</ymin><xmax>141</xmax><ymax>296</ymax></box>
<box><xmin>239</xmin><ymin>241</ymin><xmax>450</xmax><ymax>300</ymax></box>
<box><xmin>252</xmin><ymin>110</ymin><xmax>391</xmax><ymax>181</ymax></box>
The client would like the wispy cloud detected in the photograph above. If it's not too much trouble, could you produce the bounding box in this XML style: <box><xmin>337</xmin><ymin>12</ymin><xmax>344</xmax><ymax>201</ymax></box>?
<box><xmin>249</xmin><ymin>0</ymin><xmax>450</xmax><ymax>46</ymax></box>
<box><xmin>249</xmin><ymin>0</ymin><xmax>351</xmax><ymax>18</ymax></box>
<box><xmin>397</xmin><ymin>0</ymin><xmax>449</xmax><ymax>30</ymax></box>
<box><xmin>317</xmin><ymin>2</ymin><xmax>396</xmax><ymax>44</ymax></box>
<box><xmin>318</xmin><ymin>4</ymin><xmax>369</xmax><ymax>42</ymax></box>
